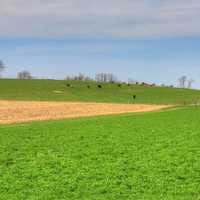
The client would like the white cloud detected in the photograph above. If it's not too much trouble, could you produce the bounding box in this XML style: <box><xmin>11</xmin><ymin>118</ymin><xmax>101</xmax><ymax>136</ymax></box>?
<box><xmin>0</xmin><ymin>0</ymin><xmax>200</xmax><ymax>38</ymax></box>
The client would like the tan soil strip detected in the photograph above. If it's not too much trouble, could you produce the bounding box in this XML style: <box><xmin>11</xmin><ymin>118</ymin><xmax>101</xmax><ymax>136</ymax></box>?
<box><xmin>0</xmin><ymin>100</ymin><xmax>171</xmax><ymax>125</ymax></box>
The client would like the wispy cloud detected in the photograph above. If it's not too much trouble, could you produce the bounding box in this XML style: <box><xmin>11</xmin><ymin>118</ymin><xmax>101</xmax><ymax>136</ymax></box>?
<box><xmin>1</xmin><ymin>0</ymin><xmax>200</xmax><ymax>38</ymax></box>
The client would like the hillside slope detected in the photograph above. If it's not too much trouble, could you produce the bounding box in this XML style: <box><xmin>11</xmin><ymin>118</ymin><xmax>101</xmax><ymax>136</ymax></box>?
<box><xmin>0</xmin><ymin>79</ymin><xmax>199</xmax><ymax>104</ymax></box>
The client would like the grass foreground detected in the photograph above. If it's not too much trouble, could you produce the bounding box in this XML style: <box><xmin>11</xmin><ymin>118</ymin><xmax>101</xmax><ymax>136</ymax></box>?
<box><xmin>1</xmin><ymin>107</ymin><xmax>200</xmax><ymax>199</ymax></box>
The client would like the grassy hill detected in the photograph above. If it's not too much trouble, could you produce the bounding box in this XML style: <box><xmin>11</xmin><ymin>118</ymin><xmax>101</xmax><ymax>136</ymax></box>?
<box><xmin>0</xmin><ymin>79</ymin><xmax>200</xmax><ymax>104</ymax></box>
<box><xmin>1</xmin><ymin>78</ymin><xmax>200</xmax><ymax>199</ymax></box>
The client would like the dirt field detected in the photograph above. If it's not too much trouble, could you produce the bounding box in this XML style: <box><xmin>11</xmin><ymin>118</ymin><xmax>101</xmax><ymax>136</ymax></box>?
<box><xmin>0</xmin><ymin>100</ymin><xmax>171</xmax><ymax>124</ymax></box>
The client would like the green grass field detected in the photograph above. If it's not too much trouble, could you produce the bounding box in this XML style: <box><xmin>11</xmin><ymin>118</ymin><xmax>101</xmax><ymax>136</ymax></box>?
<box><xmin>0</xmin><ymin>79</ymin><xmax>200</xmax><ymax>104</ymax></box>
<box><xmin>1</xmin><ymin>107</ymin><xmax>200</xmax><ymax>199</ymax></box>
<box><xmin>1</xmin><ymin>79</ymin><xmax>200</xmax><ymax>199</ymax></box>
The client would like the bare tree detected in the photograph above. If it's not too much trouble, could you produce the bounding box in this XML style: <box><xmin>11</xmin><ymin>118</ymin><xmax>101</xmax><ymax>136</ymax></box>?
<box><xmin>95</xmin><ymin>73</ymin><xmax>117</xmax><ymax>83</ymax></box>
<box><xmin>187</xmin><ymin>79</ymin><xmax>194</xmax><ymax>89</ymax></box>
<box><xmin>65</xmin><ymin>75</ymin><xmax>72</xmax><ymax>81</ymax></box>
<box><xmin>0</xmin><ymin>60</ymin><xmax>5</xmax><ymax>77</ymax></box>
<box><xmin>17</xmin><ymin>71</ymin><xmax>33</xmax><ymax>79</ymax></box>
<box><xmin>178</xmin><ymin>76</ymin><xmax>187</xmax><ymax>88</ymax></box>
<box><xmin>65</xmin><ymin>73</ymin><xmax>92</xmax><ymax>81</ymax></box>
<box><xmin>107</xmin><ymin>73</ymin><xmax>117</xmax><ymax>83</ymax></box>
<box><xmin>95</xmin><ymin>73</ymin><xmax>104</xmax><ymax>82</ymax></box>
<box><xmin>76</xmin><ymin>73</ymin><xmax>91</xmax><ymax>81</ymax></box>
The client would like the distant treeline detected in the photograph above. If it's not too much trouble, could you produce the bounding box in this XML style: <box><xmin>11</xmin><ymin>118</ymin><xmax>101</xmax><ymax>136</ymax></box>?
<box><xmin>0</xmin><ymin>59</ymin><xmax>195</xmax><ymax>88</ymax></box>
<box><xmin>64</xmin><ymin>73</ymin><xmax>167</xmax><ymax>87</ymax></box>
<box><xmin>65</xmin><ymin>73</ymin><xmax>118</xmax><ymax>83</ymax></box>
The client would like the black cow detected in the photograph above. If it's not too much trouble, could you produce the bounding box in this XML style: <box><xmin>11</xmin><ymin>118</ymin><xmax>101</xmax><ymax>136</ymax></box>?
<box><xmin>97</xmin><ymin>85</ymin><xmax>102</xmax><ymax>88</ymax></box>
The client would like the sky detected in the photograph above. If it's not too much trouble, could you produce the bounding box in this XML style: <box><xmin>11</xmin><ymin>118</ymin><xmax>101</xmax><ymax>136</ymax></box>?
<box><xmin>0</xmin><ymin>0</ymin><xmax>200</xmax><ymax>87</ymax></box>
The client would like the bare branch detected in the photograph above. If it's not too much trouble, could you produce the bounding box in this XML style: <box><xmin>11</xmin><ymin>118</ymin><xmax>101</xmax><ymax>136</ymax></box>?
<box><xmin>187</xmin><ymin>79</ymin><xmax>194</xmax><ymax>88</ymax></box>
<box><xmin>0</xmin><ymin>60</ymin><xmax>5</xmax><ymax>76</ymax></box>
<box><xmin>17</xmin><ymin>71</ymin><xmax>33</xmax><ymax>79</ymax></box>
<box><xmin>178</xmin><ymin>76</ymin><xmax>187</xmax><ymax>88</ymax></box>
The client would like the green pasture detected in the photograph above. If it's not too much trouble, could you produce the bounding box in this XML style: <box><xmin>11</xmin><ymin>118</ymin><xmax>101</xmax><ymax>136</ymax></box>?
<box><xmin>0</xmin><ymin>107</ymin><xmax>200</xmax><ymax>199</ymax></box>
<box><xmin>0</xmin><ymin>79</ymin><xmax>200</xmax><ymax>104</ymax></box>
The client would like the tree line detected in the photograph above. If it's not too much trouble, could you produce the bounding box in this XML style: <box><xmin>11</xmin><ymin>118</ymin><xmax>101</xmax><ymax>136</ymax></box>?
<box><xmin>0</xmin><ymin>59</ymin><xmax>196</xmax><ymax>88</ymax></box>
<box><xmin>65</xmin><ymin>73</ymin><xmax>118</xmax><ymax>83</ymax></box>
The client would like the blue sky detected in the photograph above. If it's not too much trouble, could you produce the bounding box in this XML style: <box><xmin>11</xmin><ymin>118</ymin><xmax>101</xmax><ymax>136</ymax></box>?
<box><xmin>1</xmin><ymin>0</ymin><xmax>200</xmax><ymax>87</ymax></box>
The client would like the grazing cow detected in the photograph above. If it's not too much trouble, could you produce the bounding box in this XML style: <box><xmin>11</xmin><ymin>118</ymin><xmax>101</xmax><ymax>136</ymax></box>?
<box><xmin>97</xmin><ymin>85</ymin><xmax>102</xmax><ymax>88</ymax></box>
